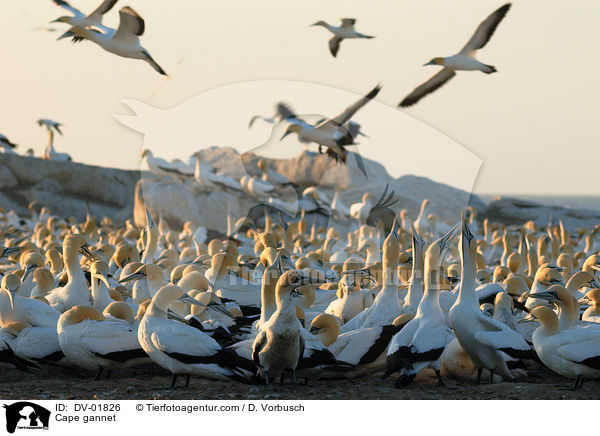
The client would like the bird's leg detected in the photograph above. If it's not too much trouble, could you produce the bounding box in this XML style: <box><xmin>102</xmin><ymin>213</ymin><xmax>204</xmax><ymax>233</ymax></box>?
<box><xmin>106</xmin><ymin>370</ymin><xmax>112</xmax><ymax>380</ymax></box>
<box><xmin>279</xmin><ymin>373</ymin><xmax>285</xmax><ymax>386</ymax></box>
<box><xmin>489</xmin><ymin>370</ymin><xmax>494</xmax><ymax>384</ymax></box>
<box><xmin>170</xmin><ymin>374</ymin><xmax>178</xmax><ymax>389</ymax></box>
<box><xmin>571</xmin><ymin>375</ymin><xmax>584</xmax><ymax>390</ymax></box>
<box><xmin>264</xmin><ymin>371</ymin><xmax>270</xmax><ymax>390</ymax></box>
<box><xmin>94</xmin><ymin>366</ymin><xmax>104</xmax><ymax>381</ymax></box>
<box><xmin>318</xmin><ymin>145</ymin><xmax>324</xmax><ymax>154</ymax></box>
<box><xmin>304</xmin><ymin>378</ymin><xmax>309</xmax><ymax>386</ymax></box>
<box><xmin>184</xmin><ymin>374</ymin><xmax>191</xmax><ymax>389</ymax></box>
<box><xmin>435</xmin><ymin>370</ymin><xmax>445</xmax><ymax>386</ymax></box>
<box><xmin>476</xmin><ymin>368</ymin><xmax>483</xmax><ymax>385</ymax></box>
<box><xmin>291</xmin><ymin>369</ymin><xmax>297</xmax><ymax>386</ymax></box>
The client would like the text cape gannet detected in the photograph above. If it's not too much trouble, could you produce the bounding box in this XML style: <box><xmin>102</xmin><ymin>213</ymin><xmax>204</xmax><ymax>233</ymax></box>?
<box><xmin>311</xmin><ymin>18</ymin><xmax>375</xmax><ymax>57</ymax></box>
<box><xmin>531</xmin><ymin>306</ymin><xmax>600</xmax><ymax>389</ymax></box>
<box><xmin>138</xmin><ymin>285</ymin><xmax>256</xmax><ymax>385</ymax></box>
<box><xmin>399</xmin><ymin>3</ymin><xmax>511</xmax><ymax>107</ymax></box>
<box><xmin>449</xmin><ymin>216</ymin><xmax>531</xmax><ymax>383</ymax></box>
<box><xmin>385</xmin><ymin>227</ymin><xmax>458</xmax><ymax>387</ymax></box>
<box><xmin>67</xmin><ymin>7</ymin><xmax>167</xmax><ymax>75</ymax></box>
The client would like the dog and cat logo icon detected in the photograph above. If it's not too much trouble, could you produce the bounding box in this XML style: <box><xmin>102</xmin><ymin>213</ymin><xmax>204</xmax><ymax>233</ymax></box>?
<box><xmin>2</xmin><ymin>402</ymin><xmax>50</xmax><ymax>433</ymax></box>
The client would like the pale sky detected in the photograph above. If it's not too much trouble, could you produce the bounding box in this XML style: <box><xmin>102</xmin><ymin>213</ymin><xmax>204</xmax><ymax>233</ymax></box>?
<box><xmin>2</xmin><ymin>0</ymin><xmax>600</xmax><ymax>196</ymax></box>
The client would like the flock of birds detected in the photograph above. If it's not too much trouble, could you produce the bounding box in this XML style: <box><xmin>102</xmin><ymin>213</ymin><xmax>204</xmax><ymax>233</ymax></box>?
<box><xmin>3</xmin><ymin>1</ymin><xmax>514</xmax><ymax>169</ymax></box>
<box><xmin>3</xmin><ymin>1</ymin><xmax>598</xmax><ymax>394</ymax></box>
<box><xmin>1</xmin><ymin>192</ymin><xmax>600</xmax><ymax>390</ymax></box>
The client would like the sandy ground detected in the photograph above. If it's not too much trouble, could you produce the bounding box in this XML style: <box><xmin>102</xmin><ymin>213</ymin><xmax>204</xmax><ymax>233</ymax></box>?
<box><xmin>1</xmin><ymin>365</ymin><xmax>599</xmax><ymax>400</ymax></box>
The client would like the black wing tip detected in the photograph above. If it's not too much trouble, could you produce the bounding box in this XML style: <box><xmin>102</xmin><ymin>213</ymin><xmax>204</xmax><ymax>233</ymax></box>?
<box><xmin>398</xmin><ymin>98</ymin><xmax>416</xmax><ymax>108</ymax></box>
<box><xmin>366</xmin><ymin>84</ymin><xmax>382</xmax><ymax>99</ymax></box>
<box><xmin>498</xmin><ymin>3</ymin><xmax>512</xmax><ymax>14</ymax></box>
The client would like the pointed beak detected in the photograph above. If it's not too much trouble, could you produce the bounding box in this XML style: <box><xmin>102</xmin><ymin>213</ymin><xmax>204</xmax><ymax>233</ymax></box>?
<box><xmin>439</xmin><ymin>224</ymin><xmax>461</xmax><ymax>252</ymax></box>
<box><xmin>119</xmin><ymin>271</ymin><xmax>145</xmax><ymax>283</ymax></box>
<box><xmin>207</xmin><ymin>301</ymin><xmax>235</xmax><ymax>318</ymax></box>
<box><xmin>166</xmin><ymin>309</ymin><xmax>187</xmax><ymax>322</ymax></box>
<box><xmin>7</xmin><ymin>289</ymin><xmax>16</xmax><ymax>311</ymax></box>
<box><xmin>94</xmin><ymin>273</ymin><xmax>111</xmax><ymax>289</ymax></box>
<box><xmin>23</xmin><ymin>265</ymin><xmax>36</xmax><ymax>281</ymax></box>
<box><xmin>1</xmin><ymin>246</ymin><xmax>22</xmax><ymax>259</ymax></box>
<box><xmin>529</xmin><ymin>291</ymin><xmax>558</xmax><ymax>302</ymax></box>
<box><xmin>423</xmin><ymin>60</ymin><xmax>435</xmax><ymax>66</ymax></box>
<box><xmin>280</xmin><ymin>129</ymin><xmax>292</xmax><ymax>141</ymax></box>
<box><xmin>178</xmin><ymin>293</ymin><xmax>207</xmax><ymax>307</ymax></box>
<box><xmin>80</xmin><ymin>244</ymin><xmax>96</xmax><ymax>261</ymax></box>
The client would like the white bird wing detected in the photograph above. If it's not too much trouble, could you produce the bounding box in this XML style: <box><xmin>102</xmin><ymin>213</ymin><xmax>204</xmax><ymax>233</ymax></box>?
<box><xmin>13</xmin><ymin>327</ymin><xmax>60</xmax><ymax>361</ymax></box>
<box><xmin>399</xmin><ymin>68</ymin><xmax>457</xmax><ymax>108</ymax></box>
<box><xmin>474</xmin><ymin>315</ymin><xmax>529</xmax><ymax>351</ymax></box>
<box><xmin>22</xmin><ymin>300</ymin><xmax>60</xmax><ymax>328</ymax></box>
<box><xmin>150</xmin><ymin>320</ymin><xmax>221</xmax><ymax>358</ymax></box>
<box><xmin>556</xmin><ymin>338</ymin><xmax>600</xmax><ymax>368</ymax></box>
<box><xmin>460</xmin><ymin>3</ymin><xmax>511</xmax><ymax>55</ymax></box>
<box><xmin>80</xmin><ymin>320</ymin><xmax>140</xmax><ymax>356</ymax></box>
<box><xmin>321</xmin><ymin>84</ymin><xmax>382</xmax><ymax>128</ymax></box>
<box><xmin>87</xmin><ymin>0</ymin><xmax>119</xmax><ymax>20</ymax></box>
<box><xmin>113</xmin><ymin>6</ymin><xmax>145</xmax><ymax>42</ymax></box>
<box><xmin>53</xmin><ymin>0</ymin><xmax>84</xmax><ymax>18</ymax></box>
<box><xmin>387</xmin><ymin>318</ymin><xmax>420</xmax><ymax>354</ymax></box>
<box><xmin>411</xmin><ymin>322</ymin><xmax>454</xmax><ymax>353</ymax></box>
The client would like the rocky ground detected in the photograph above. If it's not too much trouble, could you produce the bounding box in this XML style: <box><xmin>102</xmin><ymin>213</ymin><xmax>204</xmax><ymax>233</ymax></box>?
<box><xmin>1</xmin><ymin>365</ymin><xmax>598</xmax><ymax>400</ymax></box>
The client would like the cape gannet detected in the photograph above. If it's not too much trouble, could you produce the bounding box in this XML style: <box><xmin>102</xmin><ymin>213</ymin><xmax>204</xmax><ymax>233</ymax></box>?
<box><xmin>46</xmin><ymin>234</ymin><xmax>96</xmax><ymax>312</ymax></box>
<box><xmin>399</xmin><ymin>3</ymin><xmax>511</xmax><ymax>107</ymax></box>
<box><xmin>141</xmin><ymin>149</ymin><xmax>192</xmax><ymax>180</ymax></box>
<box><xmin>138</xmin><ymin>284</ymin><xmax>256</xmax><ymax>387</ymax></box>
<box><xmin>57</xmin><ymin>306</ymin><xmax>148</xmax><ymax>379</ymax></box>
<box><xmin>280</xmin><ymin>84</ymin><xmax>381</xmax><ymax>174</ymax></box>
<box><xmin>339</xmin><ymin>220</ymin><xmax>402</xmax><ymax>332</ymax></box>
<box><xmin>531</xmin><ymin>306</ymin><xmax>600</xmax><ymax>389</ymax></box>
<box><xmin>52</xmin><ymin>0</ymin><xmax>118</xmax><ymax>41</ymax></box>
<box><xmin>0</xmin><ymin>134</ymin><xmax>18</xmax><ymax>154</ymax></box>
<box><xmin>65</xmin><ymin>6</ymin><xmax>167</xmax><ymax>75</ymax></box>
<box><xmin>582</xmin><ymin>289</ymin><xmax>600</xmax><ymax>323</ymax></box>
<box><xmin>384</xmin><ymin>226</ymin><xmax>459</xmax><ymax>387</ymax></box>
<box><xmin>252</xmin><ymin>269</ymin><xmax>333</xmax><ymax>385</ymax></box>
<box><xmin>311</xmin><ymin>18</ymin><xmax>375</xmax><ymax>57</ymax></box>
<box><xmin>38</xmin><ymin>118</ymin><xmax>71</xmax><ymax>161</ymax></box>
<box><xmin>449</xmin><ymin>215</ymin><xmax>532</xmax><ymax>384</ymax></box>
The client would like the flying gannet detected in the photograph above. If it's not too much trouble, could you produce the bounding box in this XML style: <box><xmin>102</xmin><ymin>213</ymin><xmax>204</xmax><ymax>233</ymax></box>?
<box><xmin>280</xmin><ymin>84</ymin><xmax>381</xmax><ymax>175</ymax></box>
<box><xmin>399</xmin><ymin>3</ymin><xmax>511</xmax><ymax>107</ymax></box>
<box><xmin>311</xmin><ymin>18</ymin><xmax>375</xmax><ymax>57</ymax></box>
<box><xmin>64</xmin><ymin>6</ymin><xmax>168</xmax><ymax>75</ymax></box>
<box><xmin>52</xmin><ymin>0</ymin><xmax>118</xmax><ymax>41</ymax></box>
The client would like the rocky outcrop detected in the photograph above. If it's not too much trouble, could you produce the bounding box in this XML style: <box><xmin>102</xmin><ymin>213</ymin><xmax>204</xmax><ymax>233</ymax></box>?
<box><xmin>135</xmin><ymin>147</ymin><xmax>486</xmax><ymax>232</ymax></box>
<box><xmin>0</xmin><ymin>154</ymin><xmax>142</xmax><ymax>222</ymax></box>
<box><xmin>483</xmin><ymin>196</ymin><xmax>600</xmax><ymax>231</ymax></box>
<box><xmin>0</xmin><ymin>149</ymin><xmax>487</xmax><ymax>230</ymax></box>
